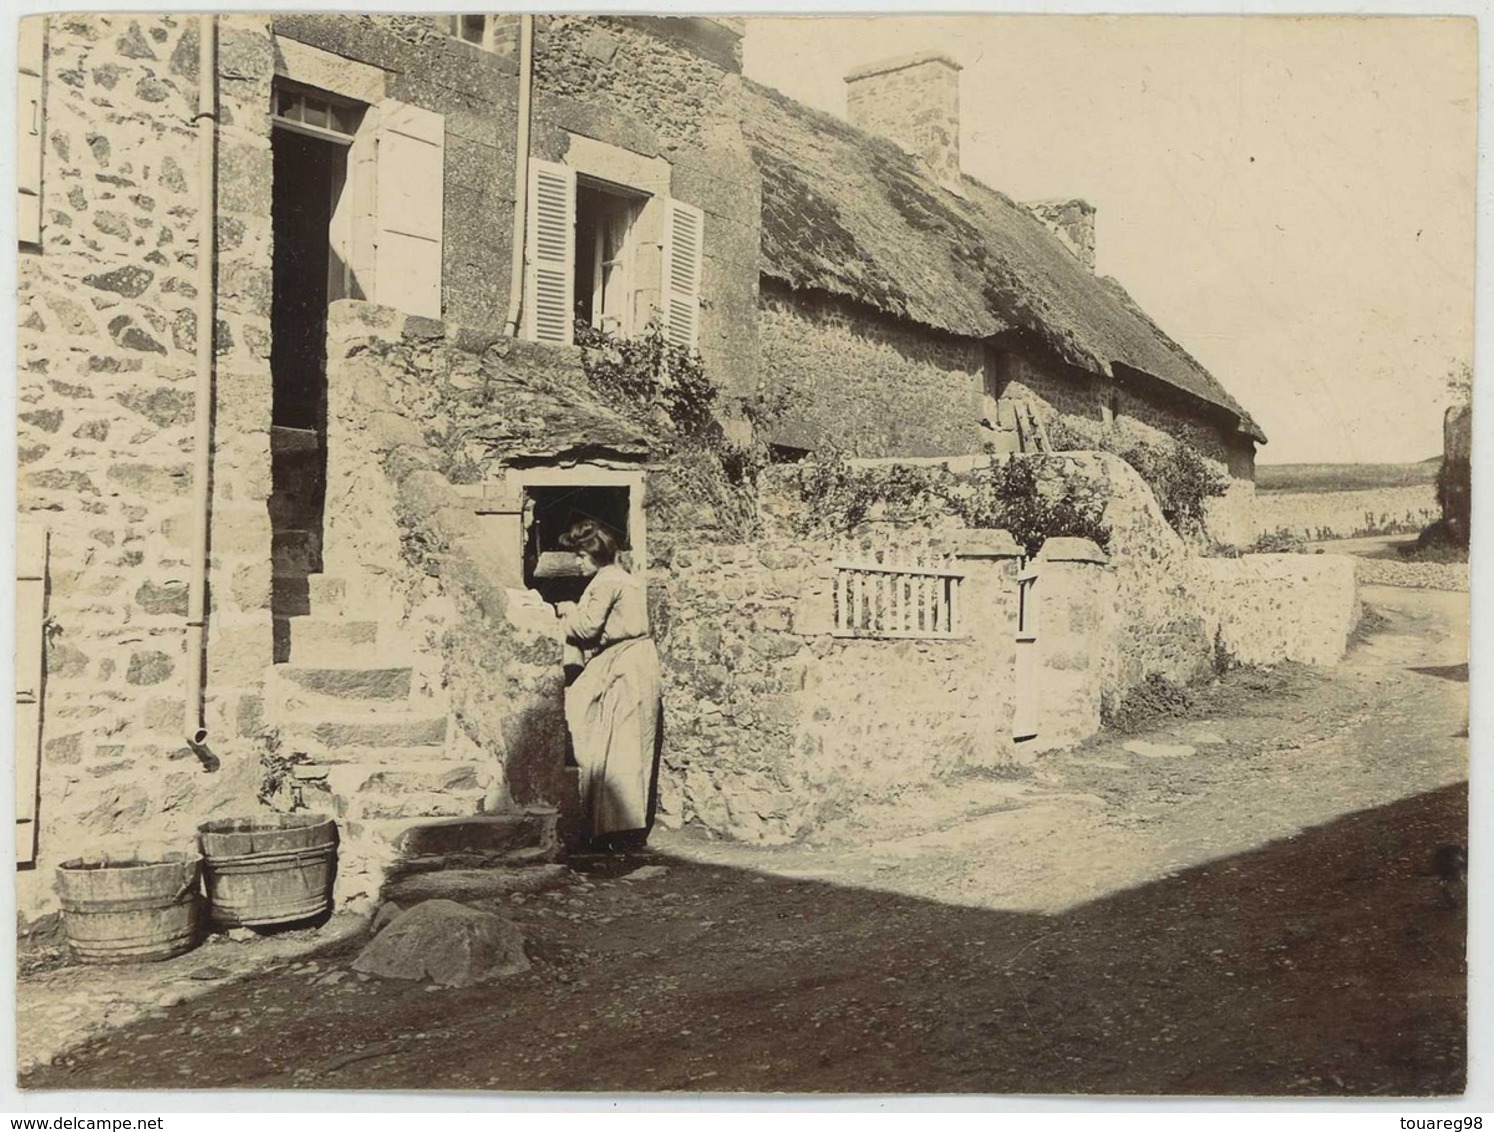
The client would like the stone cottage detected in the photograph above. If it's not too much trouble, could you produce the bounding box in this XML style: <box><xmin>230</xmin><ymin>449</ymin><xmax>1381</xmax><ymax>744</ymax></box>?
<box><xmin>14</xmin><ymin>14</ymin><xmax>1281</xmax><ymax>914</ymax></box>
<box><xmin>740</xmin><ymin>54</ymin><xmax>1266</xmax><ymax>546</ymax></box>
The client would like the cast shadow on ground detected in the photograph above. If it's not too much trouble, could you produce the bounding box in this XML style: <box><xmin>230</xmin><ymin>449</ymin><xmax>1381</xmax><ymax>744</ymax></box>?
<box><xmin>20</xmin><ymin>784</ymin><xmax>1467</xmax><ymax>1097</ymax></box>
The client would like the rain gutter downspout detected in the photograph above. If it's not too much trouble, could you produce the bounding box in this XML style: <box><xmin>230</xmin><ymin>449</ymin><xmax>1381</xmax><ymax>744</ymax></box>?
<box><xmin>502</xmin><ymin>14</ymin><xmax>534</xmax><ymax>338</ymax></box>
<box><xmin>185</xmin><ymin>13</ymin><xmax>217</xmax><ymax>748</ymax></box>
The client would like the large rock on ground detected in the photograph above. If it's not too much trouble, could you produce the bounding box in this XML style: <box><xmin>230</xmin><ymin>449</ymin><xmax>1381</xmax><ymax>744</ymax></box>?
<box><xmin>351</xmin><ymin>899</ymin><xmax>529</xmax><ymax>986</ymax></box>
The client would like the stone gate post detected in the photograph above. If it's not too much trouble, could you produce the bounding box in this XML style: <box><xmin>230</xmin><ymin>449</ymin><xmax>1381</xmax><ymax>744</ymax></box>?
<box><xmin>1031</xmin><ymin>536</ymin><xmax>1116</xmax><ymax>752</ymax></box>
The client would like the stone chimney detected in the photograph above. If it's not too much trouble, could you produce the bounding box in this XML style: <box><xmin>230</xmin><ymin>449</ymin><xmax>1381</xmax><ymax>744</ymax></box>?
<box><xmin>845</xmin><ymin>51</ymin><xmax>963</xmax><ymax>189</ymax></box>
<box><xmin>1024</xmin><ymin>199</ymin><xmax>1097</xmax><ymax>272</ymax></box>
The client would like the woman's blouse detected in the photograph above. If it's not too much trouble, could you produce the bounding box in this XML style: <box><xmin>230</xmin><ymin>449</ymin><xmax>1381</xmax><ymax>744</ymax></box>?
<box><xmin>562</xmin><ymin>563</ymin><xmax>650</xmax><ymax>652</ymax></box>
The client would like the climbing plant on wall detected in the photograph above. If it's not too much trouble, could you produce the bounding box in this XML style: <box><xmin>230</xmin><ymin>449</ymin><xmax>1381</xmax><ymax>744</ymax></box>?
<box><xmin>789</xmin><ymin>449</ymin><xmax>1111</xmax><ymax>555</ymax></box>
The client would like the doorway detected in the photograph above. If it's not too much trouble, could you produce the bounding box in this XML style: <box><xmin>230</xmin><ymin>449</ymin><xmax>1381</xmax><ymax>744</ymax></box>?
<box><xmin>269</xmin><ymin>94</ymin><xmax>357</xmax><ymax>644</ymax></box>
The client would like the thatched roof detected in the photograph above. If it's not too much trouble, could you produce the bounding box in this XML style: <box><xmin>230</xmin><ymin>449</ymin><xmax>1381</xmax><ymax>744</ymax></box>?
<box><xmin>740</xmin><ymin>80</ymin><xmax>1266</xmax><ymax>443</ymax></box>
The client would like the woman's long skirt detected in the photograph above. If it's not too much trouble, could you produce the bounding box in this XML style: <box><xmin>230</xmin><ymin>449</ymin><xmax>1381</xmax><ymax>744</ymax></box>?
<box><xmin>564</xmin><ymin>638</ymin><xmax>662</xmax><ymax>838</ymax></box>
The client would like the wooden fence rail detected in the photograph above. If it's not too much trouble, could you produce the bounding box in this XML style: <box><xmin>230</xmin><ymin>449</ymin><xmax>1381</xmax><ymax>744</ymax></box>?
<box><xmin>831</xmin><ymin>550</ymin><xmax>964</xmax><ymax>639</ymax></box>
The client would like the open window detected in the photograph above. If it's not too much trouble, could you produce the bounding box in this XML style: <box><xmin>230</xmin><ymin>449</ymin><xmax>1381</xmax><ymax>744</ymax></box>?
<box><xmin>524</xmin><ymin>159</ymin><xmax>703</xmax><ymax>348</ymax></box>
<box><xmin>575</xmin><ymin>180</ymin><xmax>645</xmax><ymax>337</ymax></box>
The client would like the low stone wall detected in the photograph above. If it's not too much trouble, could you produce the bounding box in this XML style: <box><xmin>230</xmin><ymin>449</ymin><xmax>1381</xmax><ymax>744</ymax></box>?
<box><xmin>1191</xmin><ymin>554</ymin><xmax>1359</xmax><ymax>667</ymax></box>
<box><xmin>1255</xmin><ymin>485</ymin><xmax>1437</xmax><ymax>541</ymax></box>
<box><xmin>653</xmin><ymin>527</ymin><xmax>1022</xmax><ymax>842</ymax></box>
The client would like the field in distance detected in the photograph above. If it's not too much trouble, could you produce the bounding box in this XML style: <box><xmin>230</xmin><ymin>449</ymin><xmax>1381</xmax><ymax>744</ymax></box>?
<box><xmin>1256</xmin><ymin>456</ymin><xmax>1440</xmax><ymax>495</ymax></box>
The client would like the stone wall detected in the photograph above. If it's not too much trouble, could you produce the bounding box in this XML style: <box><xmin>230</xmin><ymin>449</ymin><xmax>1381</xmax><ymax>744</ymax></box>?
<box><xmin>1191</xmin><ymin>555</ymin><xmax>1360</xmax><ymax>667</ymax></box>
<box><xmin>759</xmin><ymin>281</ymin><xmax>986</xmax><ymax>456</ymax></box>
<box><xmin>651</xmin><ymin>526</ymin><xmax>1022</xmax><ymax>842</ymax></box>
<box><xmin>1254</xmin><ymin>485</ymin><xmax>1438</xmax><ymax>541</ymax></box>
<box><xmin>16</xmin><ymin>14</ymin><xmax>277</xmax><ymax>920</ymax></box>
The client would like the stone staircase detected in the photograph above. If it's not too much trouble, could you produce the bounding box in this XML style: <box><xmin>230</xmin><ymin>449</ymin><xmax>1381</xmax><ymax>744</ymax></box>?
<box><xmin>264</xmin><ymin>430</ymin><xmax>558</xmax><ymax>912</ymax></box>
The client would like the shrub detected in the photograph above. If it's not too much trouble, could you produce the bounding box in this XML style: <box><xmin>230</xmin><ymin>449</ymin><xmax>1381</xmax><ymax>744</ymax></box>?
<box><xmin>1435</xmin><ymin>455</ymin><xmax>1470</xmax><ymax>548</ymax></box>
<box><xmin>790</xmin><ymin>452</ymin><xmax>1111</xmax><ymax>554</ymax></box>
<box><xmin>576</xmin><ymin>320</ymin><xmax>716</xmax><ymax>441</ymax></box>
<box><xmin>1099</xmin><ymin>672</ymin><xmax>1193</xmax><ymax>733</ymax></box>
<box><xmin>1118</xmin><ymin>437</ymin><xmax>1228</xmax><ymax>539</ymax></box>
<box><xmin>1248</xmin><ymin>527</ymin><xmax>1307</xmax><ymax>554</ymax></box>
<box><xmin>973</xmin><ymin>456</ymin><xmax>1111</xmax><ymax>557</ymax></box>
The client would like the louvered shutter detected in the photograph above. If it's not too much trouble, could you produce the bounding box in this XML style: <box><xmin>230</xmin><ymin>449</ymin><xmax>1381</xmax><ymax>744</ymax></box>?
<box><xmin>660</xmin><ymin>198</ymin><xmax>704</xmax><ymax>349</ymax></box>
<box><xmin>524</xmin><ymin>160</ymin><xmax>576</xmax><ymax>344</ymax></box>
<box><xmin>15</xmin><ymin>526</ymin><xmax>48</xmax><ymax>865</ymax></box>
<box><xmin>17</xmin><ymin>18</ymin><xmax>44</xmax><ymax>246</ymax></box>
<box><xmin>373</xmin><ymin>101</ymin><xmax>444</xmax><ymax>318</ymax></box>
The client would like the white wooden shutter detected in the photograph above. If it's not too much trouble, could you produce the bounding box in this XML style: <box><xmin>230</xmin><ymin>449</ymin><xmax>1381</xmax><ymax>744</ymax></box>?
<box><xmin>15</xmin><ymin>526</ymin><xmax>48</xmax><ymax>865</ymax></box>
<box><xmin>524</xmin><ymin>160</ymin><xmax>576</xmax><ymax>344</ymax></box>
<box><xmin>660</xmin><ymin>198</ymin><xmax>704</xmax><ymax>349</ymax></box>
<box><xmin>17</xmin><ymin>18</ymin><xmax>44</xmax><ymax>246</ymax></box>
<box><xmin>372</xmin><ymin>101</ymin><xmax>443</xmax><ymax>318</ymax></box>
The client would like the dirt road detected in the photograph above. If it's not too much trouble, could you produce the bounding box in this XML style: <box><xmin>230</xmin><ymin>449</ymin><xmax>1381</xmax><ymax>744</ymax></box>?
<box><xmin>19</xmin><ymin>585</ymin><xmax>1469</xmax><ymax>1096</ymax></box>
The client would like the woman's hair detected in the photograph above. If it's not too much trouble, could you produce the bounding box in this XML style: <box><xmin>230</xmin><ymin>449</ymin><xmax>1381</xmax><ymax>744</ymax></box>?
<box><xmin>558</xmin><ymin>518</ymin><xmax>619</xmax><ymax>566</ymax></box>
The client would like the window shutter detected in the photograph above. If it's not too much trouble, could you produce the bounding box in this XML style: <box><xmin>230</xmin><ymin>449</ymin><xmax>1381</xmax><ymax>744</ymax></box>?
<box><xmin>524</xmin><ymin>160</ymin><xmax>576</xmax><ymax>344</ymax></box>
<box><xmin>372</xmin><ymin>101</ymin><xmax>443</xmax><ymax>318</ymax></box>
<box><xmin>15</xmin><ymin>526</ymin><xmax>48</xmax><ymax>865</ymax></box>
<box><xmin>17</xmin><ymin>18</ymin><xmax>44</xmax><ymax>246</ymax></box>
<box><xmin>660</xmin><ymin>198</ymin><xmax>704</xmax><ymax>350</ymax></box>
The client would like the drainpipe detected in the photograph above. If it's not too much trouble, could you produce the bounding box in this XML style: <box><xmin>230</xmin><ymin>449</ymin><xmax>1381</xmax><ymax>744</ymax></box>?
<box><xmin>502</xmin><ymin>14</ymin><xmax>534</xmax><ymax>338</ymax></box>
<box><xmin>184</xmin><ymin>13</ymin><xmax>217</xmax><ymax>748</ymax></box>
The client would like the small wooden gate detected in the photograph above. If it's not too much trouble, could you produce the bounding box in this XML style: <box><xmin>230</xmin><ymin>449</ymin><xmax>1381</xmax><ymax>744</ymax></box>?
<box><xmin>1013</xmin><ymin>560</ymin><xmax>1039</xmax><ymax>741</ymax></box>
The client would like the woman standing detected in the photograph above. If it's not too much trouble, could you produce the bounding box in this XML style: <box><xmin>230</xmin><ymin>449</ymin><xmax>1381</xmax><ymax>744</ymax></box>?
<box><xmin>557</xmin><ymin>519</ymin><xmax>663</xmax><ymax>850</ymax></box>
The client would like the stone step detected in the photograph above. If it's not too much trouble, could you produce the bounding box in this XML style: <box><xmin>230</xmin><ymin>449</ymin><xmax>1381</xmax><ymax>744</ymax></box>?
<box><xmin>272</xmin><ymin>528</ymin><xmax>322</xmax><ymax>576</ymax></box>
<box><xmin>325</xmin><ymin>760</ymin><xmax>483</xmax><ymax>797</ymax></box>
<box><xmin>362</xmin><ymin>810</ymin><xmax>560</xmax><ymax>864</ymax></box>
<box><xmin>271</xmin><ymin>574</ymin><xmax>347</xmax><ymax>618</ymax></box>
<box><xmin>275</xmin><ymin>744</ymin><xmax>456</xmax><ymax>767</ymax></box>
<box><xmin>301</xmin><ymin>712</ymin><xmax>449</xmax><ymax>751</ymax></box>
<box><xmin>275</xmin><ymin>664</ymin><xmax>413</xmax><ymax>701</ymax></box>
<box><xmin>345</xmin><ymin>788</ymin><xmax>488</xmax><ymax>822</ymax></box>
<box><xmin>273</xmin><ymin>617</ymin><xmax>381</xmax><ymax>665</ymax></box>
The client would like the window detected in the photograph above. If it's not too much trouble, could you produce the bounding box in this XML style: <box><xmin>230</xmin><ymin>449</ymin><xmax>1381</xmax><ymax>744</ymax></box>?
<box><xmin>576</xmin><ymin>181</ymin><xmax>643</xmax><ymax>337</ymax></box>
<box><xmin>440</xmin><ymin>15</ymin><xmax>503</xmax><ymax>50</ymax></box>
<box><xmin>524</xmin><ymin>159</ymin><xmax>703</xmax><ymax>349</ymax></box>
<box><xmin>270</xmin><ymin>88</ymin><xmax>444</xmax><ymax>320</ymax></box>
<box><xmin>18</xmin><ymin>17</ymin><xmax>44</xmax><ymax>247</ymax></box>
<box><xmin>274</xmin><ymin>87</ymin><xmax>363</xmax><ymax>142</ymax></box>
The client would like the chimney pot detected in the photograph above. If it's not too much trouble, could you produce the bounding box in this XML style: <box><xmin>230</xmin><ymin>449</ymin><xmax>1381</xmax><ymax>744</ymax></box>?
<box><xmin>845</xmin><ymin>51</ymin><xmax>963</xmax><ymax>189</ymax></box>
<box><xmin>1024</xmin><ymin>199</ymin><xmax>1097</xmax><ymax>272</ymax></box>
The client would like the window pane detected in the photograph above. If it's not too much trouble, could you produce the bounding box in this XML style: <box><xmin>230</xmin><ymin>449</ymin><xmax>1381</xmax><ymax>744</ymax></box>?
<box><xmin>461</xmin><ymin>15</ymin><xmax>486</xmax><ymax>43</ymax></box>
<box><xmin>331</xmin><ymin>103</ymin><xmax>359</xmax><ymax>135</ymax></box>
<box><xmin>302</xmin><ymin>98</ymin><xmax>328</xmax><ymax>129</ymax></box>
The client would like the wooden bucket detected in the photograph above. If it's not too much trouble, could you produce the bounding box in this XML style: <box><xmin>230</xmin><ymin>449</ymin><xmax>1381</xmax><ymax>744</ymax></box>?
<box><xmin>55</xmin><ymin>852</ymin><xmax>202</xmax><ymax>963</ymax></box>
<box><xmin>198</xmin><ymin>814</ymin><xmax>338</xmax><ymax>927</ymax></box>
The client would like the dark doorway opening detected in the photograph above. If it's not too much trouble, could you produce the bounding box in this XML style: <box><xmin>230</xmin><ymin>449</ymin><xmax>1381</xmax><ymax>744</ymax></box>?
<box><xmin>269</xmin><ymin>125</ymin><xmax>347</xmax><ymax>651</ymax></box>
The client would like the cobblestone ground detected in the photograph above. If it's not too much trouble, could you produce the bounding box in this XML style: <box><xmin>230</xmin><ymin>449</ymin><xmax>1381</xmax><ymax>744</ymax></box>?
<box><xmin>17</xmin><ymin>586</ymin><xmax>1469</xmax><ymax>1097</ymax></box>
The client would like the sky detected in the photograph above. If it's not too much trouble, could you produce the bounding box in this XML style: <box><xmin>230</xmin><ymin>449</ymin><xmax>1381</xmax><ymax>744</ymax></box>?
<box><xmin>742</xmin><ymin>16</ymin><xmax>1477</xmax><ymax>465</ymax></box>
